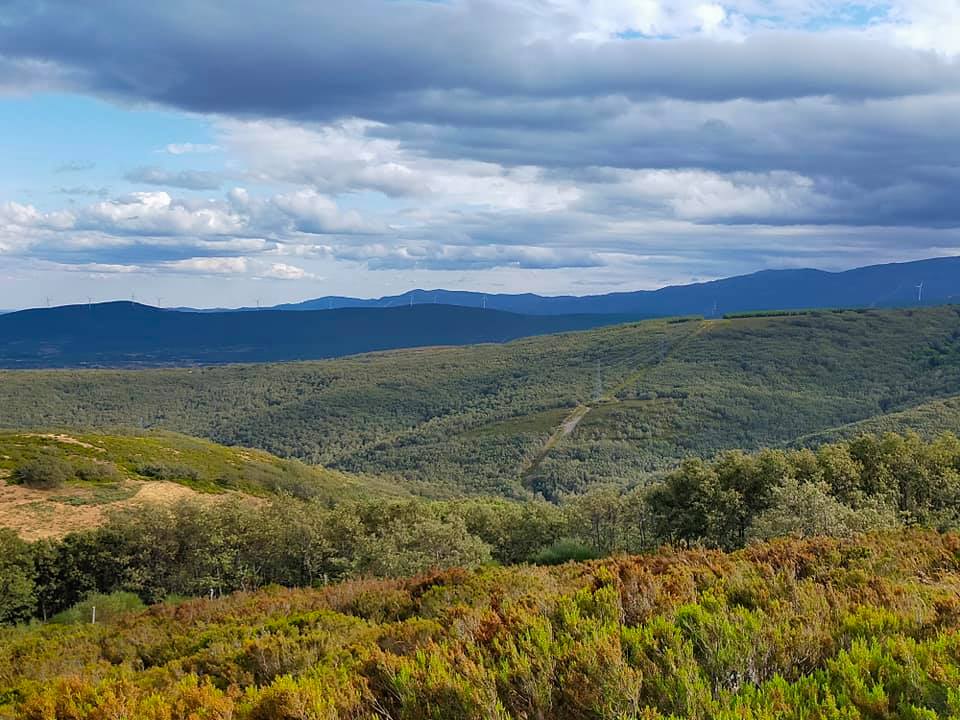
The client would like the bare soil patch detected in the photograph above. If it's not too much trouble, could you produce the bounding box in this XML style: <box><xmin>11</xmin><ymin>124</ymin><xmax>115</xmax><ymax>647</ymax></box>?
<box><xmin>0</xmin><ymin>478</ymin><xmax>222</xmax><ymax>540</ymax></box>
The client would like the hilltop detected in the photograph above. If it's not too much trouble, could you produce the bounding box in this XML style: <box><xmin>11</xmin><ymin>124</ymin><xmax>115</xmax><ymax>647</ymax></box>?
<box><xmin>253</xmin><ymin>255</ymin><xmax>960</xmax><ymax>316</ymax></box>
<box><xmin>0</xmin><ymin>430</ymin><xmax>400</xmax><ymax>538</ymax></box>
<box><xmin>3</xmin><ymin>306</ymin><xmax>960</xmax><ymax>496</ymax></box>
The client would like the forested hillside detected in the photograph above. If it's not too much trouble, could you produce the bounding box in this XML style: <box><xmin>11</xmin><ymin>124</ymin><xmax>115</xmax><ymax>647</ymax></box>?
<box><xmin>4</xmin><ymin>530</ymin><xmax>960</xmax><ymax>719</ymax></box>
<box><xmin>0</xmin><ymin>302</ymin><xmax>632</xmax><ymax>368</ymax></box>
<box><xmin>3</xmin><ymin>307</ymin><xmax>960</xmax><ymax>496</ymax></box>
<box><xmin>3</xmin><ymin>430</ymin><xmax>959</xmax><ymax>626</ymax></box>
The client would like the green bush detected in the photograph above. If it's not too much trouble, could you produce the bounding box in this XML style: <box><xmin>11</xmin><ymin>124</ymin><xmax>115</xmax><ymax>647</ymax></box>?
<box><xmin>73</xmin><ymin>458</ymin><xmax>123</xmax><ymax>483</ymax></box>
<box><xmin>532</xmin><ymin>539</ymin><xmax>599</xmax><ymax>565</ymax></box>
<box><xmin>50</xmin><ymin>591</ymin><xmax>145</xmax><ymax>625</ymax></box>
<box><xmin>134</xmin><ymin>461</ymin><xmax>200</xmax><ymax>481</ymax></box>
<box><xmin>13</xmin><ymin>450</ymin><xmax>73</xmax><ymax>489</ymax></box>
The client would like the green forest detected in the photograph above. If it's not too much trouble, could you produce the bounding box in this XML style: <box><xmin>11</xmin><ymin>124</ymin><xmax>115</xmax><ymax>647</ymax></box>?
<box><xmin>4</xmin><ymin>430</ymin><xmax>960</xmax><ymax>625</ymax></box>
<box><xmin>4</xmin><ymin>307</ymin><xmax>960</xmax><ymax>497</ymax></box>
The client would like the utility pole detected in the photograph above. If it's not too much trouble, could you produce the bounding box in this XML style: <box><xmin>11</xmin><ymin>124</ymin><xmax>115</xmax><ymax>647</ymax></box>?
<box><xmin>593</xmin><ymin>361</ymin><xmax>603</xmax><ymax>403</ymax></box>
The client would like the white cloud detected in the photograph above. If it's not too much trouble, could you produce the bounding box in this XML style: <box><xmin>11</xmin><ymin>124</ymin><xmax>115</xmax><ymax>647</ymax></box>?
<box><xmin>595</xmin><ymin>168</ymin><xmax>832</xmax><ymax>222</ymax></box>
<box><xmin>271</xmin><ymin>189</ymin><xmax>375</xmax><ymax>234</ymax></box>
<box><xmin>887</xmin><ymin>0</ymin><xmax>960</xmax><ymax>55</ymax></box>
<box><xmin>261</xmin><ymin>262</ymin><xmax>314</xmax><ymax>280</ymax></box>
<box><xmin>77</xmin><ymin>192</ymin><xmax>246</xmax><ymax>236</ymax></box>
<box><xmin>165</xmin><ymin>256</ymin><xmax>248</xmax><ymax>274</ymax></box>
<box><xmin>162</xmin><ymin>143</ymin><xmax>221</xmax><ymax>155</ymax></box>
<box><xmin>219</xmin><ymin>118</ymin><xmax>581</xmax><ymax>212</ymax></box>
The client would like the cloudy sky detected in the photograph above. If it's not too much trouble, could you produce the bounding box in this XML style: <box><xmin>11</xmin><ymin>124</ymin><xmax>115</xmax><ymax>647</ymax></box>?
<box><xmin>1</xmin><ymin>0</ymin><xmax>959</xmax><ymax>308</ymax></box>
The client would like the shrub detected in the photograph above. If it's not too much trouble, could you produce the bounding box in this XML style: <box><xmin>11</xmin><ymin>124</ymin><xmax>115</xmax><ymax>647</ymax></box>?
<box><xmin>50</xmin><ymin>591</ymin><xmax>146</xmax><ymax>625</ymax></box>
<box><xmin>532</xmin><ymin>539</ymin><xmax>599</xmax><ymax>565</ymax></box>
<box><xmin>73</xmin><ymin>458</ymin><xmax>123</xmax><ymax>483</ymax></box>
<box><xmin>13</xmin><ymin>450</ymin><xmax>73</xmax><ymax>489</ymax></box>
<box><xmin>135</xmin><ymin>462</ymin><xmax>201</xmax><ymax>481</ymax></box>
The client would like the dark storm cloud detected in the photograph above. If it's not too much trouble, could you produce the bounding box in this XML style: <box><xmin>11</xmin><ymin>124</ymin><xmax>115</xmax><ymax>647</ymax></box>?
<box><xmin>1</xmin><ymin>0</ymin><xmax>957</xmax><ymax>121</ymax></box>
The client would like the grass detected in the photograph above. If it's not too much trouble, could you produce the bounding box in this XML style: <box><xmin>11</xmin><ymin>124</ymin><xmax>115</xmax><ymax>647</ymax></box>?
<box><xmin>0</xmin><ymin>429</ymin><xmax>404</xmax><ymax>501</ymax></box>
<box><xmin>48</xmin><ymin>485</ymin><xmax>138</xmax><ymax>506</ymax></box>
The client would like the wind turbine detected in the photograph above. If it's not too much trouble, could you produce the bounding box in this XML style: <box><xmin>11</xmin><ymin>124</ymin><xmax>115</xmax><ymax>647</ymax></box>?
<box><xmin>916</xmin><ymin>281</ymin><xmax>924</xmax><ymax>304</ymax></box>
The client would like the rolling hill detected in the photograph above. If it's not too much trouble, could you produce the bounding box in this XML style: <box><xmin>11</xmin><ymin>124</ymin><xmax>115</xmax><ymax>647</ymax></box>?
<box><xmin>256</xmin><ymin>255</ymin><xmax>960</xmax><ymax>316</ymax></box>
<box><xmin>3</xmin><ymin>306</ymin><xmax>960</xmax><ymax>497</ymax></box>
<box><xmin>0</xmin><ymin>430</ymin><xmax>401</xmax><ymax>539</ymax></box>
<box><xmin>0</xmin><ymin>302</ymin><xmax>633</xmax><ymax>368</ymax></box>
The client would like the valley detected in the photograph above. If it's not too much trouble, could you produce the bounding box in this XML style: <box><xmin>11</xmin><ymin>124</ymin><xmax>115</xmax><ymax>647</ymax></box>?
<box><xmin>4</xmin><ymin>306</ymin><xmax>960</xmax><ymax>497</ymax></box>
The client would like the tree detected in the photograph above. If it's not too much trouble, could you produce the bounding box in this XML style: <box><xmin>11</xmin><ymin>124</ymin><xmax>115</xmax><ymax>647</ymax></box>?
<box><xmin>748</xmin><ymin>479</ymin><xmax>896</xmax><ymax>541</ymax></box>
<box><xmin>566</xmin><ymin>487</ymin><xmax>626</xmax><ymax>555</ymax></box>
<box><xmin>0</xmin><ymin>529</ymin><xmax>36</xmax><ymax>624</ymax></box>
<box><xmin>648</xmin><ymin>459</ymin><xmax>743</xmax><ymax>549</ymax></box>
<box><xmin>357</xmin><ymin>515</ymin><xmax>492</xmax><ymax>577</ymax></box>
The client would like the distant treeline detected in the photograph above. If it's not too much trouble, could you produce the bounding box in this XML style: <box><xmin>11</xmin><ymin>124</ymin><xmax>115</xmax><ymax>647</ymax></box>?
<box><xmin>722</xmin><ymin>307</ymin><xmax>868</xmax><ymax>319</ymax></box>
<box><xmin>4</xmin><ymin>431</ymin><xmax>960</xmax><ymax>626</ymax></box>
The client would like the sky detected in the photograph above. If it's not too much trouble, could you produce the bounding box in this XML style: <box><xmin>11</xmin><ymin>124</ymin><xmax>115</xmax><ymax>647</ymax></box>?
<box><xmin>1</xmin><ymin>0</ymin><xmax>959</xmax><ymax>309</ymax></box>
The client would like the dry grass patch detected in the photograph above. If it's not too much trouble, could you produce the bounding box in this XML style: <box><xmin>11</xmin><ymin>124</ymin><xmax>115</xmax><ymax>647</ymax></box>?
<box><xmin>0</xmin><ymin>477</ymin><xmax>227</xmax><ymax>540</ymax></box>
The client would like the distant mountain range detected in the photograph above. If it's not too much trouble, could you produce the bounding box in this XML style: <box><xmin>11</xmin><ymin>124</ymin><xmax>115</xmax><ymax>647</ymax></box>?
<box><xmin>3</xmin><ymin>256</ymin><xmax>959</xmax><ymax>368</ymax></box>
<box><xmin>0</xmin><ymin>303</ymin><xmax>634</xmax><ymax>368</ymax></box>
<box><xmin>191</xmin><ymin>256</ymin><xmax>960</xmax><ymax>316</ymax></box>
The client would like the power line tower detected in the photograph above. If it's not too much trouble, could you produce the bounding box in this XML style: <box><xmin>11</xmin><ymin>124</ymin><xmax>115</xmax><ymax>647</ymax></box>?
<box><xmin>592</xmin><ymin>361</ymin><xmax>603</xmax><ymax>402</ymax></box>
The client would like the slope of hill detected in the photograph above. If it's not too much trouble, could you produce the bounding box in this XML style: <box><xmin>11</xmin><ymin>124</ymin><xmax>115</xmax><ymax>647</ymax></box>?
<box><xmin>2</xmin><ymin>530</ymin><xmax>960</xmax><ymax>719</ymax></box>
<box><xmin>3</xmin><ymin>306</ymin><xmax>960</xmax><ymax>496</ymax></box>
<box><xmin>0</xmin><ymin>302</ymin><xmax>633</xmax><ymax>368</ymax></box>
<box><xmin>0</xmin><ymin>430</ymin><xmax>400</xmax><ymax>538</ymax></box>
<box><xmin>791</xmin><ymin>394</ymin><xmax>960</xmax><ymax>447</ymax></box>
<box><xmin>262</xmin><ymin>255</ymin><xmax>960</xmax><ymax>316</ymax></box>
